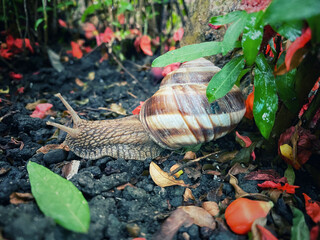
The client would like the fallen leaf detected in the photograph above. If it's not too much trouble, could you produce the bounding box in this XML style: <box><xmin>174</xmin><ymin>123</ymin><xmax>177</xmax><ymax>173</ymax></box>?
<box><xmin>258</xmin><ymin>181</ymin><xmax>299</xmax><ymax>194</ymax></box>
<box><xmin>179</xmin><ymin>206</ymin><xmax>216</xmax><ymax>229</ymax></box>
<box><xmin>10</xmin><ymin>192</ymin><xmax>34</xmax><ymax>204</ymax></box>
<box><xmin>9</xmin><ymin>72</ymin><xmax>23</xmax><ymax>80</ymax></box>
<box><xmin>116</xmin><ymin>183</ymin><xmax>136</xmax><ymax>191</ymax></box>
<box><xmin>30</xmin><ymin>103</ymin><xmax>53</xmax><ymax>119</ymax></box>
<box><xmin>153</xmin><ymin>208</ymin><xmax>193</xmax><ymax>240</ymax></box>
<box><xmin>87</xmin><ymin>71</ymin><xmax>95</xmax><ymax>81</ymax></box>
<box><xmin>183</xmin><ymin>151</ymin><xmax>196</xmax><ymax>160</ymax></box>
<box><xmin>149</xmin><ymin>162</ymin><xmax>188</xmax><ymax>188</ymax></box>
<box><xmin>36</xmin><ymin>144</ymin><xmax>69</xmax><ymax>154</ymax></box>
<box><xmin>245</xmin><ymin>169</ymin><xmax>286</xmax><ymax>183</ymax></box>
<box><xmin>61</xmin><ymin>160</ymin><xmax>80</xmax><ymax>180</ymax></box>
<box><xmin>202</xmin><ymin>201</ymin><xmax>220</xmax><ymax>217</ymax></box>
<box><xmin>25</xmin><ymin>99</ymin><xmax>48</xmax><ymax>110</ymax></box>
<box><xmin>75</xmin><ymin>78</ymin><xmax>85</xmax><ymax>87</ymax></box>
<box><xmin>0</xmin><ymin>86</ymin><xmax>10</xmax><ymax>94</ymax></box>
<box><xmin>0</xmin><ymin>167</ymin><xmax>11</xmax><ymax>176</ymax></box>
<box><xmin>109</xmin><ymin>103</ymin><xmax>127</xmax><ymax>115</ymax></box>
<box><xmin>70</xmin><ymin>41</ymin><xmax>83</xmax><ymax>59</ymax></box>
<box><xmin>229</xmin><ymin>173</ymin><xmax>248</xmax><ymax>198</ymax></box>
<box><xmin>170</xmin><ymin>164</ymin><xmax>183</xmax><ymax>178</ymax></box>
<box><xmin>236</xmin><ymin>131</ymin><xmax>252</xmax><ymax>147</ymax></box>
<box><xmin>303</xmin><ymin>193</ymin><xmax>320</xmax><ymax>223</ymax></box>
<box><xmin>183</xmin><ymin>188</ymin><xmax>195</xmax><ymax>202</ymax></box>
<box><xmin>228</xmin><ymin>162</ymin><xmax>254</xmax><ymax>176</ymax></box>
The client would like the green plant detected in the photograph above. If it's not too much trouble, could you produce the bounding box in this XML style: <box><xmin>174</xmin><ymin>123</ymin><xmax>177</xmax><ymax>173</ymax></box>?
<box><xmin>152</xmin><ymin>0</ymin><xmax>320</xmax><ymax>141</ymax></box>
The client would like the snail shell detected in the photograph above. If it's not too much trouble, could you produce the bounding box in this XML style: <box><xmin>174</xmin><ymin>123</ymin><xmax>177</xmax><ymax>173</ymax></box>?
<box><xmin>139</xmin><ymin>58</ymin><xmax>246</xmax><ymax>150</ymax></box>
<box><xmin>47</xmin><ymin>58</ymin><xmax>246</xmax><ymax>160</ymax></box>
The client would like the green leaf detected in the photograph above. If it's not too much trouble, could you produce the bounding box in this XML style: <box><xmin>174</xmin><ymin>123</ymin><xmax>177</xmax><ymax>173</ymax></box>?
<box><xmin>307</xmin><ymin>14</ymin><xmax>320</xmax><ymax>44</ymax></box>
<box><xmin>152</xmin><ymin>41</ymin><xmax>222</xmax><ymax>67</ymax></box>
<box><xmin>210</xmin><ymin>11</ymin><xmax>244</xmax><ymax>25</ymax></box>
<box><xmin>271</xmin><ymin>21</ymin><xmax>302</xmax><ymax>41</ymax></box>
<box><xmin>253</xmin><ymin>54</ymin><xmax>278</xmax><ymax>139</ymax></box>
<box><xmin>206</xmin><ymin>55</ymin><xmax>245</xmax><ymax>102</ymax></box>
<box><xmin>27</xmin><ymin>161</ymin><xmax>90</xmax><ymax>233</ymax></box>
<box><xmin>81</xmin><ymin>3</ymin><xmax>101</xmax><ymax>22</ymax></box>
<box><xmin>291</xmin><ymin>207</ymin><xmax>310</xmax><ymax>240</ymax></box>
<box><xmin>235</xmin><ymin>68</ymin><xmax>250</xmax><ymax>86</ymax></box>
<box><xmin>222</xmin><ymin>11</ymin><xmax>248</xmax><ymax>55</ymax></box>
<box><xmin>241</xmin><ymin>11</ymin><xmax>264</xmax><ymax>66</ymax></box>
<box><xmin>275</xmin><ymin>69</ymin><xmax>299</xmax><ymax>112</ymax></box>
<box><xmin>35</xmin><ymin>18</ymin><xmax>44</xmax><ymax>30</ymax></box>
<box><xmin>263</xmin><ymin>0</ymin><xmax>320</xmax><ymax>25</ymax></box>
<box><xmin>284</xmin><ymin>164</ymin><xmax>295</xmax><ymax>185</ymax></box>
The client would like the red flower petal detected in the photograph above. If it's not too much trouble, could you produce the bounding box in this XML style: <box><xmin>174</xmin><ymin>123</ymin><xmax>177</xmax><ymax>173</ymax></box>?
<box><xmin>140</xmin><ymin>35</ymin><xmax>153</xmax><ymax>56</ymax></box>
<box><xmin>256</xmin><ymin>225</ymin><xmax>278</xmax><ymax>240</ymax></box>
<box><xmin>9</xmin><ymin>72</ymin><xmax>23</xmax><ymax>80</ymax></box>
<box><xmin>70</xmin><ymin>41</ymin><xmax>83</xmax><ymax>59</ymax></box>
<box><xmin>132</xmin><ymin>101</ymin><xmax>144</xmax><ymax>115</ymax></box>
<box><xmin>173</xmin><ymin>27</ymin><xmax>184</xmax><ymax>42</ymax></box>
<box><xmin>30</xmin><ymin>103</ymin><xmax>53</xmax><ymax>119</ymax></box>
<box><xmin>285</xmin><ymin>27</ymin><xmax>311</xmax><ymax>71</ymax></box>
<box><xmin>303</xmin><ymin>193</ymin><xmax>320</xmax><ymax>223</ymax></box>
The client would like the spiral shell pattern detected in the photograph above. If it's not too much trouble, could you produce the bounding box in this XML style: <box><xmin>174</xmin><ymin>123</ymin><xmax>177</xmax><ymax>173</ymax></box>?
<box><xmin>139</xmin><ymin>58</ymin><xmax>246</xmax><ymax>149</ymax></box>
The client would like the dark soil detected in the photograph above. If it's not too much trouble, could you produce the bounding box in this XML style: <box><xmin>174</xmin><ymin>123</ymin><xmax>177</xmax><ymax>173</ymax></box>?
<box><xmin>0</xmin><ymin>49</ymin><xmax>319</xmax><ymax>240</ymax></box>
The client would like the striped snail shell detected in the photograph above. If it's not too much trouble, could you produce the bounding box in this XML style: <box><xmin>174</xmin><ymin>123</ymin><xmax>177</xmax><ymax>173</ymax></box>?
<box><xmin>47</xmin><ymin>58</ymin><xmax>246</xmax><ymax>160</ymax></box>
<box><xmin>139</xmin><ymin>58</ymin><xmax>246</xmax><ymax>150</ymax></box>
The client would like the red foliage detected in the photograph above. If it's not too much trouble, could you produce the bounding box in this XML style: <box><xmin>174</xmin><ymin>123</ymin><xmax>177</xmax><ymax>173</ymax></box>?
<box><xmin>99</xmin><ymin>27</ymin><xmax>114</xmax><ymax>44</ymax></box>
<box><xmin>30</xmin><ymin>103</ymin><xmax>53</xmax><ymax>119</ymax></box>
<box><xmin>117</xmin><ymin>13</ymin><xmax>125</xmax><ymax>24</ymax></box>
<box><xmin>17</xmin><ymin>87</ymin><xmax>25</xmax><ymax>94</ymax></box>
<box><xmin>0</xmin><ymin>48</ymin><xmax>13</xmax><ymax>59</ymax></box>
<box><xmin>256</xmin><ymin>225</ymin><xmax>278</xmax><ymax>240</ymax></box>
<box><xmin>303</xmin><ymin>193</ymin><xmax>320</xmax><ymax>223</ymax></box>
<box><xmin>173</xmin><ymin>27</ymin><xmax>184</xmax><ymax>42</ymax></box>
<box><xmin>9</xmin><ymin>72</ymin><xmax>23</xmax><ymax>80</ymax></box>
<box><xmin>208</xmin><ymin>23</ymin><xmax>221</xmax><ymax>30</ymax></box>
<box><xmin>70</xmin><ymin>41</ymin><xmax>83</xmax><ymax>59</ymax></box>
<box><xmin>285</xmin><ymin>27</ymin><xmax>311</xmax><ymax>71</ymax></box>
<box><xmin>260</xmin><ymin>25</ymin><xmax>277</xmax><ymax>53</ymax></box>
<box><xmin>278</xmin><ymin>126</ymin><xmax>320</xmax><ymax>169</ymax></box>
<box><xmin>162</xmin><ymin>62</ymin><xmax>181</xmax><ymax>77</ymax></box>
<box><xmin>140</xmin><ymin>35</ymin><xmax>153</xmax><ymax>56</ymax></box>
<box><xmin>1</xmin><ymin>35</ymin><xmax>34</xmax><ymax>58</ymax></box>
<box><xmin>58</xmin><ymin>19</ymin><xmax>68</xmax><ymax>28</ymax></box>
<box><xmin>132</xmin><ymin>101</ymin><xmax>145</xmax><ymax>115</ymax></box>
<box><xmin>258</xmin><ymin>181</ymin><xmax>299</xmax><ymax>194</ymax></box>
<box><xmin>245</xmin><ymin>89</ymin><xmax>254</xmax><ymax>119</ymax></box>
<box><xmin>83</xmin><ymin>23</ymin><xmax>97</xmax><ymax>39</ymax></box>
<box><xmin>245</xmin><ymin>170</ymin><xmax>287</xmax><ymax>183</ymax></box>
<box><xmin>310</xmin><ymin>226</ymin><xmax>320</xmax><ymax>240</ymax></box>
<box><xmin>240</xmin><ymin>0</ymin><xmax>272</xmax><ymax>13</ymax></box>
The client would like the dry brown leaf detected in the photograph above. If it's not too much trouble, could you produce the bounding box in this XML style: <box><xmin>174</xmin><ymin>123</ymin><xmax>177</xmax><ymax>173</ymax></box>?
<box><xmin>149</xmin><ymin>162</ymin><xmax>188</xmax><ymax>188</ymax></box>
<box><xmin>179</xmin><ymin>206</ymin><xmax>216</xmax><ymax>229</ymax></box>
<box><xmin>229</xmin><ymin>173</ymin><xmax>248</xmax><ymax>198</ymax></box>
<box><xmin>25</xmin><ymin>99</ymin><xmax>47</xmax><ymax>110</ymax></box>
<box><xmin>10</xmin><ymin>192</ymin><xmax>34</xmax><ymax>204</ymax></box>
<box><xmin>183</xmin><ymin>151</ymin><xmax>196</xmax><ymax>160</ymax></box>
<box><xmin>170</xmin><ymin>164</ymin><xmax>183</xmax><ymax>178</ymax></box>
<box><xmin>183</xmin><ymin>188</ymin><xmax>195</xmax><ymax>202</ymax></box>
<box><xmin>202</xmin><ymin>201</ymin><xmax>220</xmax><ymax>217</ymax></box>
<box><xmin>116</xmin><ymin>182</ymin><xmax>136</xmax><ymax>190</ymax></box>
<box><xmin>0</xmin><ymin>167</ymin><xmax>11</xmax><ymax>176</ymax></box>
<box><xmin>251</xmin><ymin>217</ymin><xmax>268</xmax><ymax>240</ymax></box>
<box><xmin>153</xmin><ymin>208</ymin><xmax>193</xmax><ymax>240</ymax></box>
<box><xmin>61</xmin><ymin>160</ymin><xmax>80</xmax><ymax>180</ymax></box>
<box><xmin>36</xmin><ymin>143</ymin><xmax>69</xmax><ymax>154</ymax></box>
<box><xmin>228</xmin><ymin>162</ymin><xmax>256</xmax><ymax>176</ymax></box>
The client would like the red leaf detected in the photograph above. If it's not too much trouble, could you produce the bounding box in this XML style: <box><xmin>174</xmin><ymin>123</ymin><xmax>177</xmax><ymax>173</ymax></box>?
<box><xmin>0</xmin><ymin>49</ymin><xmax>13</xmax><ymax>59</ymax></box>
<box><xmin>303</xmin><ymin>193</ymin><xmax>320</xmax><ymax>223</ymax></box>
<box><xmin>70</xmin><ymin>41</ymin><xmax>83</xmax><ymax>59</ymax></box>
<box><xmin>9</xmin><ymin>72</ymin><xmax>23</xmax><ymax>80</ymax></box>
<box><xmin>245</xmin><ymin>170</ymin><xmax>287</xmax><ymax>183</ymax></box>
<box><xmin>245</xmin><ymin>89</ymin><xmax>254</xmax><ymax>119</ymax></box>
<box><xmin>240</xmin><ymin>0</ymin><xmax>272</xmax><ymax>13</ymax></box>
<box><xmin>134</xmin><ymin>37</ymin><xmax>141</xmax><ymax>53</ymax></box>
<box><xmin>235</xmin><ymin>131</ymin><xmax>252</xmax><ymax>147</ymax></box>
<box><xmin>140</xmin><ymin>35</ymin><xmax>153</xmax><ymax>56</ymax></box>
<box><xmin>285</xmin><ymin>27</ymin><xmax>311</xmax><ymax>71</ymax></box>
<box><xmin>30</xmin><ymin>103</ymin><xmax>53</xmax><ymax>119</ymax></box>
<box><xmin>117</xmin><ymin>13</ymin><xmax>125</xmax><ymax>25</ymax></box>
<box><xmin>256</xmin><ymin>225</ymin><xmax>278</xmax><ymax>240</ymax></box>
<box><xmin>6</xmin><ymin>35</ymin><xmax>14</xmax><ymax>49</ymax></box>
<box><xmin>132</xmin><ymin>101</ymin><xmax>144</xmax><ymax>115</ymax></box>
<box><xmin>208</xmin><ymin>23</ymin><xmax>221</xmax><ymax>30</ymax></box>
<box><xmin>130</xmin><ymin>29</ymin><xmax>141</xmax><ymax>36</ymax></box>
<box><xmin>24</xmin><ymin>38</ymin><xmax>34</xmax><ymax>53</ymax></box>
<box><xmin>258</xmin><ymin>181</ymin><xmax>299</xmax><ymax>194</ymax></box>
<box><xmin>83</xmin><ymin>23</ymin><xmax>97</xmax><ymax>39</ymax></box>
<box><xmin>310</xmin><ymin>225</ymin><xmax>319</xmax><ymax>240</ymax></box>
<box><xmin>58</xmin><ymin>19</ymin><xmax>67</xmax><ymax>28</ymax></box>
<box><xmin>17</xmin><ymin>87</ymin><xmax>24</xmax><ymax>94</ymax></box>
<box><xmin>173</xmin><ymin>27</ymin><xmax>184</xmax><ymax>42</ymax></box>
<box><xmin>100</xmin><ymin>27</ymin><xmax>114</xmax><ymax>43</ymax></box>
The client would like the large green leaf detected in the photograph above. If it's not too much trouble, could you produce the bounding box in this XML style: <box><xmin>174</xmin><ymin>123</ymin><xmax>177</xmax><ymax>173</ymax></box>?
<box><xmin>241</xmin><ymin>11</ymin><xmax>264</xmax><ymax>66</ymax></box>
<box><xmin>307</xmin><ymin>14</ymin><xmax>320</xmax><ymax>44</ymax></box>
<box><xmin>210</xmin><ymin>11</ymin><xmax>244</xmax><ymax>25</ymax></box>
<box><xmin>152</xmin><ymin>41</ymin><xmax>222</xmax><ymax>67</ymax></box>
<box><xmin>275</xmin><ymin>69</ymin><xmax>299</xmax><ymax>112</ymax></box>
<box><xmin>27</xmin><ymin>161</ymin><xmax>90</xmax><ymax>233</ymax></box>
<box><xmin>263</xmin><ymin>0</ymin><xmax>320</xmax><ymax>25</ymax></box>
<box><xmin>253</xmin><ymin>54</ymin><xmax>278</xmax><ymax>139</ymax></box>
<box><xmin>221</xmin><ymin>11</ymin><xmax>248</xmax><ymax>55</ymax></box>
<box><xmin>271</xmin><ymin>21</ymin><xmax>302</xmax><ymax>41</ymax></box>
<box><xmin>206</xmin><ymin>55</ymin><xmax>245</xmax><ymax>102</ymax></box>
<box><xmin>291</xmin><ymin>207</ymin><xmax>310</xmax><ymax>240</ymax></box>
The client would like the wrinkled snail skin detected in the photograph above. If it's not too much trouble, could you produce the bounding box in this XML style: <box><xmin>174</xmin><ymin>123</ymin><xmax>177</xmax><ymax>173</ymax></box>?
<box><xmin>46</xmin><ymin>58</ymin><xmax>246</xmax><ymax>161</ymax></box>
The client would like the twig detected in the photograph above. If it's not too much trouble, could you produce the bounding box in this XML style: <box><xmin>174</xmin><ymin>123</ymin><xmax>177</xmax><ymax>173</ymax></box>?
<box><xmin>169</xmin><ymin>152</ymin><xmax>220</xmax><ymax>176</ymax></box>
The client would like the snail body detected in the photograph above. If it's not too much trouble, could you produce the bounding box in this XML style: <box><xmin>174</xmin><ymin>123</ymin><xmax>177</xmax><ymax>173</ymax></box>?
<box><xmin>47</xmin><ymin>58</ymin><xmax>246</xmax><ymax>160</ymax></box>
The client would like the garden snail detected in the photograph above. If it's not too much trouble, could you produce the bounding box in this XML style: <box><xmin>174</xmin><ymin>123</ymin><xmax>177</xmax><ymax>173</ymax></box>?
<box><xmin>47</xmin><ymin>58</ymin><xmax>246</xmax><ymax>160</ymax></box>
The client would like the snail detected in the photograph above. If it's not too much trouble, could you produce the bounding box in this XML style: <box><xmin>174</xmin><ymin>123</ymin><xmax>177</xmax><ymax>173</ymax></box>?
<box><xmin>47</xmin><ymin>58</ymin><xmax>246</xmax><ymax>160</ymax></box>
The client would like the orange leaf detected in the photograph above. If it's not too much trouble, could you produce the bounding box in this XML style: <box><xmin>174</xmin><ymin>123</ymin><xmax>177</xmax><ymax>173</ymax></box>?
<box><xmin>70</xmin><ymin>41</ymin><xmax>83</xmax><ymax>59</ymax></box>
<box><xmin>245</xmin><ymin>89</ymin><xmax>254</xmax><ymax>119</ymax></box>
<box><xmin>285</xmin><ymin>27</ymin><xmax>311</xmax><ymax>71</ymax></box>
<box><xmin>140</xmin><ymin>35</ymin><xmax>153</xmax><ymax>56</ymax></box>
<box><xmin>132</xmin><ymin>101</ymin><xmax>144</xmax><ymax>115</ymax></box>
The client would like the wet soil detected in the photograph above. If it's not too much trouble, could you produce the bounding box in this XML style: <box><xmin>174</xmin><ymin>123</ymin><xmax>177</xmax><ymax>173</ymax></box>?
<box><xmin>0</xmin><ymin>49</ymin><xmax>319</xmax><ymax>240</ymax></box>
